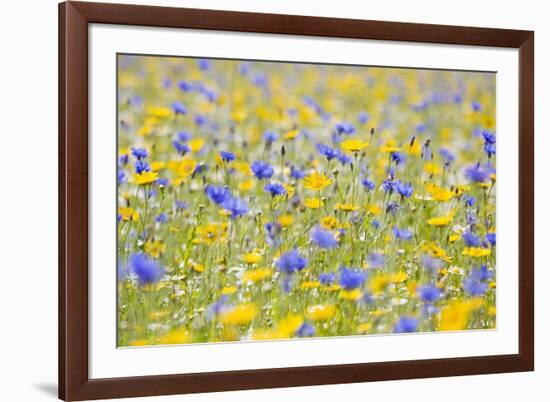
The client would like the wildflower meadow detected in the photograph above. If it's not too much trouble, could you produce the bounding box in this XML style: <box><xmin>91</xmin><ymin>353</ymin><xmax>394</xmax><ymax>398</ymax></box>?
<box><xmin>117</xmin><ymin>55</ymin><xmax>497</xmax><ymax>347</ymax></box>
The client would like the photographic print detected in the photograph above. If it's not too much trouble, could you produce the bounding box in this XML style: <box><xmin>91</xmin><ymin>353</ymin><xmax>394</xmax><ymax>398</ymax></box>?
<box><xmin>116</xmin><ymin>54</ymin><xmax>496</xmax><ymax>347</ymax></box>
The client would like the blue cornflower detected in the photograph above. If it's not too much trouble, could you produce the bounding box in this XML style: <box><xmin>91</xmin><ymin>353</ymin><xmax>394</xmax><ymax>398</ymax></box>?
<box><xmin>265</xmin><ymin>221</ymin><xmax>282</xmax><ymax>247</ymax></box>
<box><xmin>421</xmin><ymin>254</ymin><xmax>443</xmax><ymax>272</ymax></box>
<box><xmin>157</xmin><ymin>178</ymin><xmax>169</xmax><ymax>187</ymax></box>
<box><xmin>290</xmin><ymin>166</ymin><xmax>305</xmax><ymax>179</ymax></box>
<box><xmin>319</xmin><ymin>272</ymin><xmax>336</xmax><ymax>286</ymax></box>
<box><xmin>174</xmin><ymin>200</ymin><xmax>189</xmax><ymax>210</ymax></box>
<box><xmin>439</xmin><ymin>148</ymin><xmax>455</xmax><ymax>164</ymax></box>
<box><xmin>264</xmin><ymin>182</ymin><xmax>287</xmax><ymax>197</ymax></box>
<box><xmin>381</xmin><ymin>178</ymin><xmax>397</xmax><ymax>194</ymax></box>
<box><xmin>156</xmin><ymin>212</ymin><xmax>168</xmax><ymax>223</ymax></box>
<box><xmin>134</xmin><ymin>160</ymin><xmax>150</xmax><ymax>174</ymax></box>
<box><xmin>418</xmin><ymin>284</ymin><xmax>442</xmax><ymax>302</ymax></box>
<box><xmin>371</xmin><ymin>219</ymin><xmax>380</xmax><ymax>229</ymax></box>
<box><xmin>119</xmin><ymin>153</ymin><xmax>129</xmax><ymax>165</ymax></box>
<box><xmin>393</xmin><ymin>225</ymin><xmax>413</xmax><ymax>241</ymax></box>
<box><xmin>197</xmin><ymin>59</ymin><xmax>211</xmax><ymax>70</ymax></box>
<box><xmin>205</xmin><ymin>185</ymin><xmax>231</xmax><ymax>205</ymax></box>
<box><xmin>391</xmin><ymin>151</ymin><xmax>406</xmax><ymax>166</ymax></box>
<box><xmin>394</xmin><ymin>316</ymin><xmax>418</xmax><ymax>333</ymax></box>
<box><xmin>396</xmin><ymin>181</ymin><xmax>413</xmax><ymax>198</ymax></box>
<box><xmin>362</xmin><ymin>178</ymin><xmax>376</xmax><ymax>191</ymax></box>
<box><xmin>194</xmin><ymin>114</ymin><xmax>207</xmax><ymax>126</ymax></box>
<box><xmin>207</xmin><ymin>295</ymin><xmax>230</xmax><ymax>320</ymax></box>
<box><xmin>338</xmin><ymin>153</ymin><xmax>353</xmax><ymax>165</ymax></box>
<box><xmin>335</xmin><ymin>121</ymin><xmax>356</xmax><ymax>135</ymax></box>
<box><xmin>296</xmin><ymin>323</ymin><xmax>315</xmax><ymax>337</ymax></box>
<box><xmin>367</xmin><ymin>253</ymin><xmax>385</xmax><ymax>268</ymax></box>
<box><xmin>358</xmin><ymin>111</ymin><xmax>369</xmax><ymax>124</ymax></box>
<box><xmin>251</xmin><ymin>161</ymin><xmax>274</xmax><ymax>180</ymax></box>
<box><xmin>178</xmin><ymin>80</ymin><xmax>194</xmax><ymax>92</ymax></box>
<box><xmin>129</xmin><ymin>253</ymin><xmax>163</xmax><ymax>285</ymax></box>
<box><xmin>317</xmin><ymin>143</ymin><xmax>340</xmax><ymax>161</ymax></box>
<box><xmin>486</xmin><ymin>232</ymin><xmax>496</xmax><ymax>246</ymax></box>
<box><xmin>172</xmin><ymin>140</ymin><xmax>190</xmax><ymax>155</ymax></box>
<box><xmin>310</xmin><ymin>226</ymin><xmax>339</xmax><ymax>249</ymax></box>
<box><xmin>177</xmin><ymin>131</ymin><xmax>191</xmax><ymax>142</ymax></box>
<box><xmin>263</xmin><ymin>130</ymin><xmax>279</xmax><ymax>143</ymax></box>
<box><xmin>221</xmin><ymin>196</ymin><xmax>248</xmax><ymax>218</ymax></box>
<box><xmin>471</xmin><ymin>101</ymin><xmax>482</xmax><ymax>112</ymax></box>
<box><xmin>464</xmin><ymin>163</ymin><xmax>491</xmax><ymax>183</ymax></box>
<box><xmin>415</xmin><ymin>123</ymin><xmax>427</xmax><ymax>133</ymax></box>
<box><xmin>464</xmin><ymin>195</ymin><xmax>476</xmax><ymax>207</ymax></box>
<box><xmin>131</xmin><ymin>147</ymin><xmax>148</xmax><ymax>160</ymax></box>
<box><xmin>219</xmin><ymin>151</ymin><xmax>235</xmax><ymax>163</ymax></box>
<box><xmin>462</xmin><ymin>231</ymin><xmax>481</xmax><ymax>247</ymax></box>
<box><xmin>463</xmin><ymin>276</ymin><xmax>488</xmax><ymax>296</ymax></box>
<box><xmin>386</xmin><ymin>201</ymin><xmax>400</xmax><ymax>215</ymax></box>
<box><xmin>171</xmin><ymin>101</ymin><xmax>187</xmax><ymax>115</ymax></box>
<box><xmin>339</xmin><ymin>267</ymin><xmax>367</xmax><ymax>290</ymax></box>
<box><xmin>117</xmin><ymin>170</ymin><xmax>126</xmax><ymax>184</ymax></box>
<box><xmin>276</xmin><ymin>250</ymin><xmax>307</xmax><ymax>274</ymax></box>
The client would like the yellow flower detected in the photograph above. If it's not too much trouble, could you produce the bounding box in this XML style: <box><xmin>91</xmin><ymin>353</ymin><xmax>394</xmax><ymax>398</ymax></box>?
<box><xmin>234</xmin><ymin>161</ymin><xmax>253</xmax><ymax>176</ymax></box>
<box><xmin>146</xmin><ymin>106</ymin><xmax>172</xmax><ymax>118</ymax></box>
<box><xmin>339</xmin><ymin>289</ymin><xmax>362</xmax><ymax>301</ymax></box>
<box><xmin>242</xmin><ymin>268</ymin><xmax>272</xmax><ymax>283</ymax></box>
<box><xmin>194</xmin><ymin>222</ymin><xmax>228</xmax><ymax>245</ymax></box>
<box><xmin>300</xmin><ymin>281</ymin><xmax>321</xmax><ymax>289</ymax></box>
<box><xmin>243</xmin><ymin>252</ymin><xmax>262</xmax><ymax>265</ymax></box>
<box><xmin>118</xmin><ymin>207</ymin><xmax>139</xmax><ymax>221</ymax></box>
<box><xmin>188</xmin><ymin>138</ymin><xmax>205</xmax><ymax>152</ymax></box>
<box><xmin>133</xmin><ymin>171</ymin><xmax>158</xmax><ymax>185</ymax></box>
<box><xmin>304</xmin><ymin>172</ymin><xmax>333</xmax><ymax>191</ymax></box>
<box><xmin>150</xmin><ymin>161</ymin><xmax>166</xmax><ymax>172</ymax></box>
<box><xmin>188</xmin><ymin>260</ymin><xmax>205</xmax><ymax>273</ymax></box>
<box><xmin>321</xmin><ymin>284</ymin><xmax>341</xmax><ymax>292</ymax></box>
<box><xmin>449</xmin><ymin>234</ymin><xmax>461</xmax><ymax>243</ymax></box>
<box><xmin>176</xmin><ymin>158</ymin><xmax>197</xmax><ymax>178</ymax></box>
<box><xmin>365</xmin><ymin>204</ymin><xmax>381</xmax><ymax>216</ymax></box>
<box><xmin>232</xmin><ymin>107</ymin><xmax>248</xmax><ymax>122</ymax></box>
<box><xmin>427</xmin><ymin>213</ymin><xmax>453</xmax><ymax>226</ymax></box>
<box><xmin>335</xmin><ymin>203</ymin><xmax>358</xmax><ymax>212</ymax></box>
<box><xmin>320</xmin><ymin>216</ymin><xmax>338</xmax><ymax>230</ymax></box>
<box><xmin>356</xmin><ymin>323</ymin><xmax>372</xmax><ymax>334</ymax></box>
<box><xmin>462</xmin><ymin>247</ymin><xmax>491</xmax><ymax>257</ymax></box>
<box><xmin>144</xmin><ymin>240</ymin><xmax>166</xmax><ymax>258</ymax></box>
<box><xmin>283</xmin><ymin>129</ymin><xmax>299</xmax><ymax>140</ymax></box>
<box><xmin>278</xmin><ymin>214</ymin><xmax>294</xmax><ymax>228</ymax></box>
<box><xmin>220</xmin><ymin>303</ymin><xmax>258</xmax><ymax>326</ymax></box>
<box><xmin>424</xmin><ymin>162</ymin><xmax>441</xmax><ymax>175</ymax></box>
<box><xmin>238</xmin><ymin>179</ymin><xmax>255</xmax><ymax>192</ymax></box>
<box><xmin>221</xmin><ymin>286</ymin><xmax>237</xmax><ymax>295</ymax></box>
<box><xmin>304</xmin><ymin>198</ymin><xmax>323</xmax><ymax>209</ymax></box>
<box><xmin>277</xmin><ymin>314</ymin><xmax>303</xmax><ymax>337</ymax></box>
<box><xmin>158</xmin><ymin>329</ymin><xmax>191</xmax><ymax>345</ymax></box>
<box><xmin>439</xmin><ymin>299</ymin><xmax>483</xmax><ymax>331</ymax></box>
<box><xmin>370</xmin><ymin>274</ymin><xmax>390</xmax><ymax>294</ymax></box>
<box><xmin>305</xmin><ymin>304</ymin><xmax>336</xmax><ymax>321</ymax></box>
<box><xmin>390</xmin><ymin>271</ymin><xmax>408</xmax><ymax>283</ymax></box>
<box><xmin>426</xmin><ymin>183</ymin><xmax>453</xmax><ymax>201</ymax></box>
<box><xmin>341</xmin><ymin>139</ymin><xmax>369</xmax><ymax>153</ymax></box>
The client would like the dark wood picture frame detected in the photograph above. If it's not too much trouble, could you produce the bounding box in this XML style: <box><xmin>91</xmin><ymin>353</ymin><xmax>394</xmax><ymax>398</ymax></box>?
<box><xmin>59</xmin><ymin>1</ymin><xmax>534</xmax><ymax>400</ymax></box>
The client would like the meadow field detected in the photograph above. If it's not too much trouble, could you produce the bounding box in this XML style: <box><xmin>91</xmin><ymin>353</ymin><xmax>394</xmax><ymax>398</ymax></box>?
<box><xmin>116</xmin><ymin>55</ymin><xmax>496</xmax><ymax>346</ymax></box>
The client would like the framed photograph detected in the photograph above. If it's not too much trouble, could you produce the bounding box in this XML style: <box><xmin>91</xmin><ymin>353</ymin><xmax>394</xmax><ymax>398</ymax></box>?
<box><xmin>59</xmin><ymin>1</ymin><xmax>534</xmax><ymax>400</ymax></box>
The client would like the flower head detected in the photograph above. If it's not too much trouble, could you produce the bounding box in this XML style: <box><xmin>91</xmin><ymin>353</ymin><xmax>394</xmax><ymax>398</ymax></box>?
<box><xmin>251</xmin><ymin>161</ymin><xmax>274</xmax><ymax>180</ymax></box>
<box><xmin>316</xmin><ymin>143</ymin><xmax>340</xmax><ymax>161</ymax></box>
<box><xmin>219</xmin><ymin>151</ymin><xmax>236</xmax><ymax>163</ymax></box>
<box><xmin>339</xmin><ymin>268</ymin><xmax>367</xmax><ymax>290</ymax></box>
<box><xmin>131</xmin><ymin>147</ymin><xmax>148</xmax><ymax>160</ymax></box>
<box><xmin>264</xmin><ymin>182</ymin><xmax>287</xmax><ymax>197</ymax></box>
<box><xmin>310</xmin><ymin>226</ymin><xmax>339</xmax><ymax>249</ymax></box>
<box><xmin>341</xmin><ymin>139</ymin><xmax>369</xmax><ymax>153</ymax></box>
<box><xmin>129</xmin><ymin>253</ymin><xmax>163</xmax><ymax>285</ymax></box>
<box><xmin>276</xmin><ymin>250</ymin><xmax>307</xmax><ymax>274</ymax></box>
<box><xmin>394</xmin><ymin>316</ymin><xmax>418</xmax><ymax>333</ymax></box>
<box><xmin>221</xmin><ymin>196</ymin><xmax>248</xmax><ymax>218</ymax></box>
<box><xmin>304</xmin><ymin>172</ymin><xmax>333</xmax><ymax>191</ymax></box>
<box><xmin>205</xmin><ymin>185</ymin><xmax>231</xmax><ymax>205</ymax></box>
